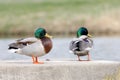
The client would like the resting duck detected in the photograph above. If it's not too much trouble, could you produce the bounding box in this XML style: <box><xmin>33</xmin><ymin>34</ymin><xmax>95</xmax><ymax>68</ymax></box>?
<box><xmin>69</xmin><ymin>27</ymin><xmax>93</xmax><ymax>61</ymax></box>
<box><xmin>8</xmin><ymin>28</ymin><xmax>52</xmax><ymax>64</ymax></box>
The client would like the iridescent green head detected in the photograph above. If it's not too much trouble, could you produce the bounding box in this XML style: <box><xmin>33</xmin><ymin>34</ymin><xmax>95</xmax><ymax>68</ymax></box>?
<box><xmin>34</xmin><ymin>28</ymin><xmax>46</xmax><ymax>38</ymax></box>
<box><xmin>77</xmin><ymin>27</ymin><xmax>88</xmax><ymax>37</ymax></box>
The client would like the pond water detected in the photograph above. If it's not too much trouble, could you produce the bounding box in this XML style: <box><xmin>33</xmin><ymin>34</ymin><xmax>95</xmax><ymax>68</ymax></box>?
<box><xmin>0</xmin><ymin>37</ymin><xmax>120</xmax><ymax>61</ymax></box>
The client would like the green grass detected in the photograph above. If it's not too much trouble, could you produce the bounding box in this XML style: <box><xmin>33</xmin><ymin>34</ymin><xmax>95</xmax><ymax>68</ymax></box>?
<box><xmin>0</xmin><ymin>0</ymin><xmax>120</xmax><ymax>37</ymax></box>
<box><xmin>0</xmin><ymin>0</ymin><xmax>119</xmax><ymax>15</ymax></box>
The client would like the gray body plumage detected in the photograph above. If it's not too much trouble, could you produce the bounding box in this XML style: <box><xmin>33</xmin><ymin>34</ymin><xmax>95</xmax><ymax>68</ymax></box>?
<box><xmin>69</xmin><ymin>35</ymin><xmax>93</xmax><ymax>56</ymax></box>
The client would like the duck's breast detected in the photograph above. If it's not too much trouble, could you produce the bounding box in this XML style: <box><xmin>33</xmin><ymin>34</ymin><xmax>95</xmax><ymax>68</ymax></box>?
<box><xmin>41</xmin><ymin>37</ymin><xmax>52</xmax><ymax>53</ymax></box>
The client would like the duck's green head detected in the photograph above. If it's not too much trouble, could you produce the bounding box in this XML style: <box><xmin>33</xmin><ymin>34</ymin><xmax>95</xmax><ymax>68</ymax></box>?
<box><xmin>77</xmin><ymin>27</ymin><xmax>91</xmax><ymax>37</ymax></box>
<box><xmin>34</xmin><ymin>28</ymin><xmax>52</xmax><ymax>39</ymax></box>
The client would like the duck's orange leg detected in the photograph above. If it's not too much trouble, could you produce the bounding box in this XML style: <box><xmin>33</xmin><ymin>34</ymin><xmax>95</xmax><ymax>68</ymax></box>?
<box><xmin>32</xmin><ymin>56</ymin><xmax>44</xmax><ymax>64</ymax></box>
<box><xmin>77</xmin><ymin>55</ymin><xmax>81</xmax><ymax>61</ymax></box>
<box><xmin>77</xmin><ymin>53</ymin><xmax>91</xmax><ymax>61</ymax></box>
<box><xmin>87</xmin><ymin>53</ymin><xmax>90</xmax><ymax>61</ymax></box>
<box><xmin>32</xmin><ymin>56</ymin><xmax>35</xmax><ymax>62</ymax></box>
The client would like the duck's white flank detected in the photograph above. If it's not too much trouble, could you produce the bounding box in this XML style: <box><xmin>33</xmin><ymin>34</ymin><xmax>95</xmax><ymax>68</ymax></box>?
<box><xmin>15</xmin><ymin>40</ymin><xmax>45</xmax><ymax>57</ymax></box>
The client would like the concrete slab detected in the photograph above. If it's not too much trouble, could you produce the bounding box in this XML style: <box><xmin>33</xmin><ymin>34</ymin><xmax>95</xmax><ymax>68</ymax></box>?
<box><xmin>0</xmin><ymin>60</ymin><xmax>119</xmax><ymax>80</ymax></box>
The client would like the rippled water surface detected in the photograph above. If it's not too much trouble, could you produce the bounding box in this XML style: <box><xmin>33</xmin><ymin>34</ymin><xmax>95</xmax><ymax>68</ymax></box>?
<box><xmin>0</xmin><ymin>37</ymin><xmax>120</xmax><ymax>61</ymax></box>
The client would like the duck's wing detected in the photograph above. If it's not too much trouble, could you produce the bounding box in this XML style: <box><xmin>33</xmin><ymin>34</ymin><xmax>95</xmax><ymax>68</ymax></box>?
<box><xmin>8</xmin><ymin>37</ymin><xmax>38</xmax><ymax>49</ymax></box>
<box><xmin>80</xmin><ymin>38</ymin><xmax>93</xmax><ymax>51</ymax></box>
<box><xmin>17</xmin><ymin>37</ymin><xmax>38</xmax><ymax>44</ymax></box>
<box><xmin>69</xmin><ymin>38</ymin><xmax>82</xmax><ymax>52</ymax></box>
<box><xmin>69</xmin><ymin>38</ymin><xmax>93</xmax><ymax>52</ymax></box>
<box><xmin>8</xmin><ymin>42</ymin><xmax>26</xmax><ymax>49</ymax></box>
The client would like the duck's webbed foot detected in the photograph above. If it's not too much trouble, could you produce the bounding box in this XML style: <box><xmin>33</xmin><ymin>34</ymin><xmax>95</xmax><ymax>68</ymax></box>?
<box><xmin>32</xmin><ymin>56</ymin><xmax>44</xmax><ymax>64</ymax></box>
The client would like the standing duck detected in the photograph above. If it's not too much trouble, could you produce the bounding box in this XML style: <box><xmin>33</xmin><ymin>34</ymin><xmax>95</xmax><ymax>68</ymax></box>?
<box><xmin>8</xmin><ymin>28</ymin><xmax>52</xmax><ymax>64</ymax></box>
<box><xmin>69</xmin><ymin>27</ymin><xmax>93</xmax><ymax>61</ymax></box>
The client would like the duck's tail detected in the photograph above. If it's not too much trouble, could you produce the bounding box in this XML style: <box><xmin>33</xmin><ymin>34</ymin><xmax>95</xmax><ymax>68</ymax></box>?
<box><xmin>8</xmin><ymin>48</ymin><xmax>22</xmax><ymax>54</ymax></box>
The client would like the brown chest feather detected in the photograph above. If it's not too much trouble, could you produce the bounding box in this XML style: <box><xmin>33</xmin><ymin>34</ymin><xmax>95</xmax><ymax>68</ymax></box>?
<box><xmin>41</xmin><ymin>37</ymin><xmax>52</xmax><ymax>53</ymax></box>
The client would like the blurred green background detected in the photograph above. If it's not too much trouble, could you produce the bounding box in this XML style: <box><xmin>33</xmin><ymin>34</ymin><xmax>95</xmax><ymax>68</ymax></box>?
<box><xmin>0</xmin><ymin>0</ymin><xmax>120</xmax><ymax>37</ymax></box>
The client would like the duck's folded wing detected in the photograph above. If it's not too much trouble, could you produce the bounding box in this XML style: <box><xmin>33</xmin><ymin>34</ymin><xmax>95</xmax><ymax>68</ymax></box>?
<box><xmin>17</xmin><ymin>37</ymin><xmax>38</xmax><ymax>43</ymax></box>
<box><xmin>8</xmin><ymin>37</ymin><xmax>38</xmax><ymax>49</ymax></box>
<box><xmin>69</xmin><ymin>39</ymin><xmax>82</xmax><ymax>52</ymax></box>
<box><xmin>8</xmin><ymin>43</ymin><xmax>26</xmax><ymax>49</ymax></box>
<box><xmin>81</xmin><ymin>38</ymin><xmax>93</xmax><ymax>51</ymax></box>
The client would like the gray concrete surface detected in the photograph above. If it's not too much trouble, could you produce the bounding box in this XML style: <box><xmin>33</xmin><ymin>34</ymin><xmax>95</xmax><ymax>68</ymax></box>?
<box><xmin>0</xmin><ymin>60</ymin><xmax>119</xmax><ymax>80</ymax></box>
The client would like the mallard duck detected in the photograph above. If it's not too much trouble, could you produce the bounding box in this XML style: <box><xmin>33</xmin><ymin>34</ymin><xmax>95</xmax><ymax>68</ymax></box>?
<box><xmin>8</xmin><ymin>28</ymin><xmax>52</xmax><ymax>64</ymax></box>
<box><xmin>69</xmin><ymin>27</ymin><xmax>93</xmax><ymax>61</ymax></box>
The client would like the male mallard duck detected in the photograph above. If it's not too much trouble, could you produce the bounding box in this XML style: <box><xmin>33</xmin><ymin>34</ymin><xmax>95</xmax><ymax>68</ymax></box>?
<box><xmin>69</xmin><ymin>27</ymin><xmax>93</xmax><ymax>61</ymax></box>
<box><xmin>8</xmin><ymin>28</ymin><xmax>52</xmax><ymax>64</ymax></box>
